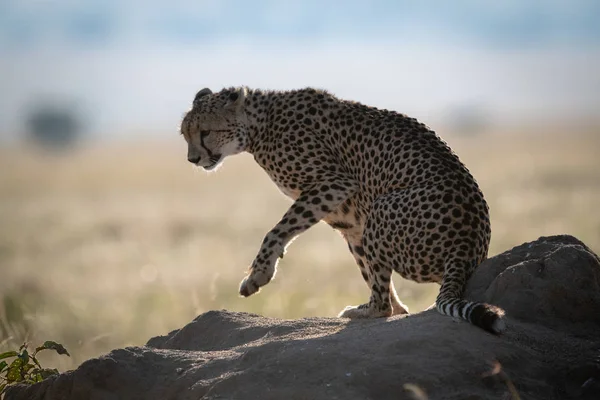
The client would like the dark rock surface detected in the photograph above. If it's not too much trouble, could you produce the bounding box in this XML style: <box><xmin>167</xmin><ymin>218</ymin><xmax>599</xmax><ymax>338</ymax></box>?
<box><xmin>7</xmin><ymin>235</ymin><xmax>600</xmax><ymax>400</ymax></box>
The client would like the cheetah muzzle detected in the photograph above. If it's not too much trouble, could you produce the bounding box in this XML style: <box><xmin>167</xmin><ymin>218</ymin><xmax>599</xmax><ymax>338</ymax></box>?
<box><xmin>180</xmin><ymin>86</ymin><xmax>506</xmax><ymax>335</ymax></box>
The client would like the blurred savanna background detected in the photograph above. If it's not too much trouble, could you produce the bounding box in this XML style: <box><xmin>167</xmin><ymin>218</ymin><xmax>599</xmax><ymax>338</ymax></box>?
<box><xmin>1</xmin><ymin>0</ymin><xmax>599</xmax><ymax>371</ymax></box>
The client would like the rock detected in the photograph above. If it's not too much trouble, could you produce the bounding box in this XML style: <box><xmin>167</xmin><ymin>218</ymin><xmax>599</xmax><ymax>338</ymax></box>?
<box><xmin>6</xmin><ymin>235</ymin><xmax>600</xmax><ymax>400</ymax></box>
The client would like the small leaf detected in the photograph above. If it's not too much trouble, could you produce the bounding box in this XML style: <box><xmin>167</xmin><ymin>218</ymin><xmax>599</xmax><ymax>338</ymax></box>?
<box><xmin>19</xmin><ymin>349</ymin><xmax>29</xmax><ymax>365</ymax></box>
<box><xmin>29</xmin><ymin>369</ymin><xmax>44</xmax><ymax>382</ymax></box>
<box><xmin>7</xmin><ymin>358</ymin><xmax>25</xmax><ymax>383</ymax></box>
<box><xmin>0</xmin><ymin>351</ymin><xmax>18</xmax><ymax>360</ymax></box>
<box><xmin>8</xmin><ymin>358</ymin><xmax>24</xmax><ymax>368</ymax></box>
<box><xmin>36</xmin><ymin>341</ymin><xmax>70</xmax><ymax>357</ymax></box>
<box><xmin>0</xmin><ymin>382</ymin><xmax>6</xmax><ymax>394</ymax></box>
<box><xmin>0</xmin><ymin>360</ymin><xmax>7</xmax><ymax>373</ymax></box>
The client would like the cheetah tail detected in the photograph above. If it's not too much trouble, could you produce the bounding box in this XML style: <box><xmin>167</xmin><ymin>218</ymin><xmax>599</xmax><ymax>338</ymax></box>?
<box><xmin>436</xmin><ymin>265</ymin><xmax>506</xmax><ymax>334</ymax></box>
<box><xmin>436</xmin><ymin>296</ymin><xmax>506</xmax><ymax>334</ymax></box>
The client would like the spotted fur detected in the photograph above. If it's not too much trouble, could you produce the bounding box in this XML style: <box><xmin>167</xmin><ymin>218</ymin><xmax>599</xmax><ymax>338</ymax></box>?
<box><xmin>180</xmin><ymin>87</ymin><xmax>505</xmax><ymax>334</ymax></box>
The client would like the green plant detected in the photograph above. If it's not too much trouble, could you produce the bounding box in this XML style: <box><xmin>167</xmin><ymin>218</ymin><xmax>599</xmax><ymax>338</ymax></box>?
<box><xmin>0</xmin><ymin>341</ymin><xmax>69</xmax><ymax>394</ymax></box>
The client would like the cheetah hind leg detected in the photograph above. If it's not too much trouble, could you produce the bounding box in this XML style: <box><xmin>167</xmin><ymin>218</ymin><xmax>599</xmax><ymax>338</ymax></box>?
<box><xmin>390</xmin><ymin>280</ymin><xmax>410</xmax><ymax>315</ymax></box>
<box><xmin>341</xmin><ymin>241</ymin><xmax>408</xmax><ymax>318</ymax></box>
<box><xmin>338</xmin><ymin>295</ymin><xmax>407</xmax><ymax>318</ymax></box>
<box><xmin>338</xmin><ymin>264</ymin><xmax>402</xmax><ymax>319</ymax></box>
<box><xmin>338</xmin><ymin>301</ymin><xmax>394</xmax><ymax>319</ymax></box>
<box><xmin>339</xmin><ymin>286</ymin><xmax>408</xmax><ymax>318</ymax></box>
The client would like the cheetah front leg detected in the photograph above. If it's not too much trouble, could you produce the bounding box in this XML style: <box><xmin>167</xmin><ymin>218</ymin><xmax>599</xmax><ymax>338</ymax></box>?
<box><xmin>239</xmin><ymin>178</ymin><xmax>357</xmax><ymax>297</ymax></box>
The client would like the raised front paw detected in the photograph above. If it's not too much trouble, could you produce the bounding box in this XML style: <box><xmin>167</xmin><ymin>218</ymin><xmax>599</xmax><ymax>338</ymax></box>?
<box><xmin>238</xmin><ymin>257</ymin><xmax>277</xmax><ymax>297</ymax></box>
<box><xmin>338</xmin><ymin>304</ymin><xmax>392</xmax><ymax>319</ymax></box>
<box><xmin>239</xmin><ymin>275</ymin><xmax>261</xmax><ymax>297</ymax></box>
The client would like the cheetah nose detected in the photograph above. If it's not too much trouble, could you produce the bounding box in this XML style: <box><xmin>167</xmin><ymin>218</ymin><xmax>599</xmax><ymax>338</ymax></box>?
<box><xmin>188</xmin><ymin>155</ymin><xmax>201</xmax><ymax>164</ymax></box>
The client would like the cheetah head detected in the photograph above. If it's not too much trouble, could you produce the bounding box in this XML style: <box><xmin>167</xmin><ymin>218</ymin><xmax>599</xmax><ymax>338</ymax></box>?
<box><xmin>180</xmin><ymin>87</ymin><xmax>249</xmax><ymax>171</ymax></box>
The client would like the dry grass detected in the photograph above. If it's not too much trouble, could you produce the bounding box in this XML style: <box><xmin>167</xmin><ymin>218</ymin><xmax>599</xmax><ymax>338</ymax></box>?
<box><xmin>1</xmin><ymin>130</ymin><xmax>599</xmax><ymax>370</ymax></box>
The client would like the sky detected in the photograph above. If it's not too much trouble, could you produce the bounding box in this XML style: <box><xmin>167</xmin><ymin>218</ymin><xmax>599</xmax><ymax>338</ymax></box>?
<box><xmin>0</xmin><ymin>0</ymin><xmax>599</xmax><ymax>141</ymax></box>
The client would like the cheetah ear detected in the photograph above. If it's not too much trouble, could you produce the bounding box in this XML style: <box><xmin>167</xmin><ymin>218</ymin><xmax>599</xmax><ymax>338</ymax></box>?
<box><xmin>194</xmin><ymin>88</ymin><xmax>212</xmax><ymax>105</ymax></box>
<box><xmin>224</xmin><ymin>87</ymin><xmax>247</xmax><ymax>112</ymax></box>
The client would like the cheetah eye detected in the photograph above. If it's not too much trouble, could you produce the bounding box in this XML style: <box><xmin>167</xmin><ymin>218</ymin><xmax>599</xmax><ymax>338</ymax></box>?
<box><xmin>200</xmin><ymin>130</ymin><xmax>210</xmax><ymax>139</ymax></box>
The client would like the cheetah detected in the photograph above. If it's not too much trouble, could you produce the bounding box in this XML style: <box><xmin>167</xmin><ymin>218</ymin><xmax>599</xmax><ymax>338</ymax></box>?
<box><xmin>180</xmin><ymin>86</ymin><xmax>505</xmax><ymax>334</ymax></box>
